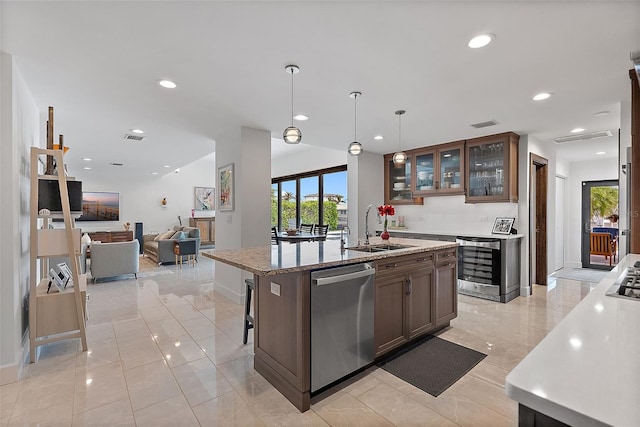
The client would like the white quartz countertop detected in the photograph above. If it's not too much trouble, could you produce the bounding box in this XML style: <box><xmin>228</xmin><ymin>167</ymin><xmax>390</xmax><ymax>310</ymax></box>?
<box><xmin>387</xmin><ymin>229</ymin><xmax>524</xmax><ymax>240</ymax></box>
<box><xmin>202</xmin><ymin>237</ymin><xmax>456</xmax><ymax>276</ymax></box>
<box><xmin>505</xmin><ymin>254</ymin><xmax>640</xmax><ymax>426</ymax></box>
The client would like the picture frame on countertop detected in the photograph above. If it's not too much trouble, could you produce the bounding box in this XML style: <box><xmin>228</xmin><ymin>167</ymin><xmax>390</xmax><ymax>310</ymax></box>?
<box><xmin>492</xmin><ymin>217</ymin><xmax>515</xmax><ymax>235</ymax></box>
<box><xmin>194</xmin><ymin>186</ymin><xmax>215</xmax><ymax>210</ymax></box>
<box><xmin>218</xmin><ymin>163</ymin><xmax>234</xmax><ymax>212</ymax></box>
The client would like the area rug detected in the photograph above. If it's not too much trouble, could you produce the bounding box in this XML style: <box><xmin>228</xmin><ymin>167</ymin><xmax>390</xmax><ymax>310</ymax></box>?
<box><xmin>552</xmin><ymin>268</ymin><xmax>609</xmax><ymax>283</ymax></box>
<box><xmin>377</xmin><ymin>335</ymin><xmax>486</xmax><ymax>397</ymax></box>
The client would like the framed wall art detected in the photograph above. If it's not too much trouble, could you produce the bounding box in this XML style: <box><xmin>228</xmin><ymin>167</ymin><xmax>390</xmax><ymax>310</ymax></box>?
<box><xmin>218</xmin><ymin>163</ymin><xmax>234</xmax><ymax>211</ymax></box>
<box><xmin>194</xmin><ymin>186</ymin><xmax>215</xmax><ymax>210</ymax></box>
<box><xmin>492</xmin><ymin>217</ymin><xmax>515</xmax><ymax>235</ymax></box>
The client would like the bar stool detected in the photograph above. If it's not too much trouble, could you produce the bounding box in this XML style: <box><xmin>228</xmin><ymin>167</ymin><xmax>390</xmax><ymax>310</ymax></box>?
<box><xmin>243</xmin><ymin>278</ymin><xmax>254</xmax><ymax>344</ymax></box>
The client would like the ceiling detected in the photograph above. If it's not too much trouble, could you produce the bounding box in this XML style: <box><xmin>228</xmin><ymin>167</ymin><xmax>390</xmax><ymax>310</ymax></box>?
<box><xmin>2</xmin><ymin>1</ymin><xmax>638</xmax><ymax>178</ymax></box>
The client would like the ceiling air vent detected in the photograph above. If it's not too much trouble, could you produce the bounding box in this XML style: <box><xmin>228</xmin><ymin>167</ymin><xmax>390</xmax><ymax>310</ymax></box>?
<box><xmin>124</xmin><ymin>134</ymin><xmax>145</xmax><ymax>141</ymax></box>
<box><xmin>470</xmin><ymin>120</ymin><xmax>499</xmax><ymax>129</ymax></box>
<box><xmin>553</xmin><ymin>130</ymin><xmax>613</xmax><ymax>144</ymax></box>
<box><xmin>110</xmin><ymin>162</ymin><xmax>124</xmax><ymax>167</ymax></box>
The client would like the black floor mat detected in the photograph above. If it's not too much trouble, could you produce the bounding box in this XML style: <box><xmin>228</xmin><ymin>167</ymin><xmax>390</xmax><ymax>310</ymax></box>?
<box><xmin>377</xmin><ymin>335</ymin><xmax>487</xmax><ymax>397</ymax></box>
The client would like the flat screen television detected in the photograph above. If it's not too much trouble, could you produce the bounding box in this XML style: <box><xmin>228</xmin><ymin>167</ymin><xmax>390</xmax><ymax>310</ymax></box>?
<box><xmin>38</xmin><ymin>179</ymin><xmax>83</xmax><ymax>213</ymax></box>
<box><xmin>76</xmin><ymin>191</ymin><xmax>120</xmax><ymax>221</ymax></box>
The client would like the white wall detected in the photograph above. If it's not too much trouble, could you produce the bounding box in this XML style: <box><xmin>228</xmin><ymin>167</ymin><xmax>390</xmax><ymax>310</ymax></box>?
<box><xmin>71</xmin><ymin>153</ymin><xmax>216</xmax><ymax>235</ymax></box>
<box><xmin>214</xmin><ymin>127</ymin><xmax>271</xmax><ymax>303</ymax></box>
<box><xmin>0</xmin><ymin>52</ymin><xmax>40</xmax><ymax>384</ymax></box>
<box><xmin>271</xmin><ymin>144</ymin><xmax>346</xmax><ymax>178</ymax></box>
<box><xmin>347</xmin><ymin>151</ymin><xmax>385</xmax><ymax>244</ymax></box>
<box><xmin>566</xmin><ymin>156</ymin><xmax>619</xmax><ymax>267</ymax></box>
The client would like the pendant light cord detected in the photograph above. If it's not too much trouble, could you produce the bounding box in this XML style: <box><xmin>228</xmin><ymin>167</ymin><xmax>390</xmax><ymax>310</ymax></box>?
<box><xmin>398</xmin><ymin>113</ymin><xmax>402</xmax><ymax>151</ymax></box>
<box><xmin>290</xmin><ymin>69</ymin><xmax>294</xmax><ymax>126</ymax></box>
<box><xmin>354</xmin><ymin>93</ymin><xmax>358</xmax><ymax>141</ymax></box>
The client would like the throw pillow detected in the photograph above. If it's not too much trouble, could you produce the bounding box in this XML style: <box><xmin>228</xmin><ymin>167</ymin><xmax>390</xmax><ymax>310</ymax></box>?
<box><xmin>170</xmin><ymin>230</ymin><xmax>185</xmax><ymax>240</ymax></box>
<box><xmin>154</xmin><ymin>230</ymin><xmax>175</xmax><ymax>241</ymax></box>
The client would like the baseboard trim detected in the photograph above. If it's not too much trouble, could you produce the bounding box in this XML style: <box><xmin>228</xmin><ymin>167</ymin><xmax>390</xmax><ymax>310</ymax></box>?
<box><xmin>520</xmin><ymin>286</ymin><xmax>532</xmax><ymax>297</ymax></box>
<box><xmin>0</xmin><ymin>338</ymin><xmax>27</xmax><ymax>386</ymax></box>
<box><xmin>214</xmin><ymin>280</ymin><xmax>242</xmax><ymax>304</ymax></box>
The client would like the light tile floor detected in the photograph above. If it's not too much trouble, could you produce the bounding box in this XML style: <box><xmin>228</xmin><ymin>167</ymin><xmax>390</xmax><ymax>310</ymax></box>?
<box><xmin>0</xmin><ymin>256</ymin><xmax>595</xmax><ymax>426</ymax></box>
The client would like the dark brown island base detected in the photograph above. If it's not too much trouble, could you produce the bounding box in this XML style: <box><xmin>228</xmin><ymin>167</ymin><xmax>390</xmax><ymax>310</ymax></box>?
<box><xmin>203</xmin><ymin>237</ymin><xmax>458</xmax><ymax>412</ymax></box>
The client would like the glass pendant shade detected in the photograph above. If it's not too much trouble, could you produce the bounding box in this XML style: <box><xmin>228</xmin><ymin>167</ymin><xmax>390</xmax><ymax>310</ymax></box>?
<box><xmin>283</xmin><ymin>65</ymin><xmax>301</xmax><ymax>144</ymax></box>
<box><xmin>393</xmin><ymin>109</ymin><xmax>407</xmax><ymax>166</ymax></box>
<box><xmin>347</xmin><ymin>91</ymin><xmax>363</xmax><ymax>156</ymax></box>
<box><xmin>348</xmin><ymin>141</ymin><xmax>363</xmax><ymax>156</ymax></box>
<box><xmin>283</xmin><ymin>126</ymin><xmax>302</xmax><ymax>144</ymax></box>
<box><xmin>393</xmin><ymin>151</ymin><xmax>407</xmax><ymax>166</ymax></box>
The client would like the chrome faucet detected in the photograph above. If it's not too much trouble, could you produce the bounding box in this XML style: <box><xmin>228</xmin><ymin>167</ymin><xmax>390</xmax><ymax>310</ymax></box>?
<box><xmin>364</xmin><ymin>204</ymin><xmax>381</xmax><ymax>245</ymax></box>
<box><xmin>340</xmin><ymin>226</ymin><xmax>350</xmax><ymax>250</ymax></box>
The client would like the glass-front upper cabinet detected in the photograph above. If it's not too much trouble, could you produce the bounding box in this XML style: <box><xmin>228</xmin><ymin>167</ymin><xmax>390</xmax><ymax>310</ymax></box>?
<box><xmin>384</xmin><ymin>153</ymin><xmax>423</xmax><ymax>205</ymax></box>
<box><xmin>413</xmin><ymin>141</ymin><xmax>464</xmax><ymax>196</ymax></box>
<box><xmin>465</xmin><ymin>132</ymin><xmax>519</xmax><ymax>203</ymax></box>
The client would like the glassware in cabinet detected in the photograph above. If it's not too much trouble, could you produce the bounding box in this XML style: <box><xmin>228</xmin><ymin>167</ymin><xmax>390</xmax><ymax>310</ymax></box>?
<box><xmin>412</xmin><ymin>141</ymin><xmax>464</xmax><ymax>196</ymax></box>
<box><xmin>384</xmin><ymin>154</ymin><xmax>422</xmax><ymax>205</ymax></box>
<box><xmin>465</xmin><ymin>132</ymin><xmax>519</xmax><ymax>203</ymax></box>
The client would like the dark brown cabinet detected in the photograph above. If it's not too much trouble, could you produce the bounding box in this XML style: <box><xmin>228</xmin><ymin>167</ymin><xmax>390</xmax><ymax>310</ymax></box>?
<box><xmin>374</xmin><ymin>248</ymin><xmax>458</xmax><ymax>357</ymax></box>
<box><xmin>435</xmin><ymin>249</ymin><xmax>458</xmax><ymax>326</ymax></box>
<box><xmin>465</xmin><ymin>132</ymin><xmax>519</xmax><ymax>203</ymax></box>
<box><xmin>383</xmin><ymin>153</ymin><xmax>423</xmax><ymax>205</ymax></box>
<box><xmin>412</xmin><ymin>141</ymin><xmax>465</xmax><ymax>196</ymax></box>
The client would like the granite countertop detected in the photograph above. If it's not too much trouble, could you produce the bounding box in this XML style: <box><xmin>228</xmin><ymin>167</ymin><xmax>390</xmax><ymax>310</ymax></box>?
<box><xmin>388</xmin><ymin>229</ymin><xmax>525</xmax><ymax>240</ymax></box>
<box><xmin>505</xmin><ymin>254</ymin><xmax>640</xmax><ymax>426</ymax></box>
<box><xmin>201</xmin><ymin>236</ymin><xmax>457</xmax><ymax>276</ymax></box>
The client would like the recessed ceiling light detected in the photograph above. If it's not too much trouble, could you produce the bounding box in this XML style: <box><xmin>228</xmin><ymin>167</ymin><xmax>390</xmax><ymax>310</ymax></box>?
<box><xmin>163</xmin><ymin>165</ymin><xmax>171</xmax><ymax>168</ymax></box>
<box><xmin>593</xmin><ymin>110</ymin><xmax>610</xmax><ymax>116</ymax></box>
<box><xmin>83</xmin><ymin>167</ymin><xmax>91</xmax><ymax>170</ymax></box>
<box><xmin>159</xmin><ymin>80</ymin><xmax>177</xmax><ymax>89</ymax></box>
<box><xmin>131</xmin><ymin>129</ymin><xmax>144</xmax><ymax>134</ymax></box>
<box><xmin>443</xmin><ymin>154</ymin><xmax>452</xmax><ymax>158</ymax></box>
<box><xmin>293</xmin><ymin>114</ymin><xmax>309</xmax><ymax>121</ymax></box>
<box><xmin>82</xmin><ymin>158</ymin><xmax>92</xmax><ymax>161</ymax></box>
<box><xmin>596</xmin><ymin>151</ymin><xmax>606</xmax><ymax>155</ymax></box>
<box><xmin>468</xmin><ymin>34</ymin><xmax>495</xmax><ymax>49</ymax></box>
<box><xmin>570</xmin><ymin>128</ymin><xmax>585</xmax><ymax>133</ymax></box>
<box><xmin>151</xmin><ymin>172</ymin><xmax>158</xmax><ymax>175</ymax></box>
<box><xmin>374</xmin><ymin>135</ymin><xmax>383</xmax><ymax>140</ymax></box>
<box><xmin>532</xmin><ymin>92</ymin><xmax>552</xmax><ymax>101</ymax></box>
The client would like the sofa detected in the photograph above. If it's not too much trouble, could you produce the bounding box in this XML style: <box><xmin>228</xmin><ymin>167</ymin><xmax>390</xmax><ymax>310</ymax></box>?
<box><xmin>143</xmin><ymin>226</ymin><xmax>201</xmax><ymax>265</ymax></box>
<box><xmin>90</xmin><ymin>240</ymin><xmax>140</xmax><ymax>282</ymax></box>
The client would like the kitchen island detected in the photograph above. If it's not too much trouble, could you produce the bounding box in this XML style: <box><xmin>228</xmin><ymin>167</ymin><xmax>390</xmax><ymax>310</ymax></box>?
<box><xmin>203</xmin><ymin>236</ymin><xmax>458</xmax><ymax>411</ymax></box>
<box><xmin>505</xmin><ymin>254</ymin><xmax>640</xmax><ymax>426</ymax></box>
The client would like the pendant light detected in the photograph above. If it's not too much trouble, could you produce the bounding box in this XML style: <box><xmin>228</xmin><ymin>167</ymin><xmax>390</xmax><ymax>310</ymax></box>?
<box><xmin>283</xmin><ymin>65</ymin><xmax>302</xmax><ymax>144</ymax></box>
<box><xmin>392</xmin><ymin>110</ymin><xmax>407</xmax><ymax>166</ymax></box>
<box><xmin>348</xmin><ymin>91</ymin><xmax>363</xmax><ymax>156</ymax></box>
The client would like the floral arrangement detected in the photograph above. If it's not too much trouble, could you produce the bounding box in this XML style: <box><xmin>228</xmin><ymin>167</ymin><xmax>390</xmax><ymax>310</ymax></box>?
<box><xmin>123</xmin><ymin>221</ymin><xmax>131</xmax><ymax>231</ymax></box>
<box><xmin>378</xmin><ymin>205</ymin><xmax>395</xmax><ymax>239</ymax></box>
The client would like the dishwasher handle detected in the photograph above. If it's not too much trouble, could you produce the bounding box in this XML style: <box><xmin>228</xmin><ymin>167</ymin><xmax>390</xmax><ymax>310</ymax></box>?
<box><xmin>312</xmin><ymin>267</ymin><xmax>375</xmax><ymax>286</ymax></box>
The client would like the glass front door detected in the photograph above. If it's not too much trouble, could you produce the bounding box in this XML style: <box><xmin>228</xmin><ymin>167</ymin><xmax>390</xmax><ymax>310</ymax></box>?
<box><xmin>581</xmin><ymin>180</ymin><xmax>619</xmax><ymax>270</ymax></box>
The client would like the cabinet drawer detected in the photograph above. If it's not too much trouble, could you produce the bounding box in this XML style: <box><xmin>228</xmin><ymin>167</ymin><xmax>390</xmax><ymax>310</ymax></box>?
<box><xmin>376</xmin><ymin>252</ymin><xmax>434</xmax><ymax>275</ymax></box>
<box><xmin>436</xmin><ymin>248</ymin><xmax>457</xmax><ymax>265</ymax></box>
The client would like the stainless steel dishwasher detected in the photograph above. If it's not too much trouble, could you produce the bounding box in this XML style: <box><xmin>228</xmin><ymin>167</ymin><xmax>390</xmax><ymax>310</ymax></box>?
<box><xmin>310</xmin><ymin>262</ymin><xmax>375</xmax><ymax>393</ymax></box>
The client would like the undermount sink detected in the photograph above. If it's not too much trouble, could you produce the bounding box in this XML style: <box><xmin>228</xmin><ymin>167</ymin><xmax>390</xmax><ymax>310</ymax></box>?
<box><xmin>348</xmin><ymin>243</ymin><xmax>415</xmax><ymax>253</ymax></box>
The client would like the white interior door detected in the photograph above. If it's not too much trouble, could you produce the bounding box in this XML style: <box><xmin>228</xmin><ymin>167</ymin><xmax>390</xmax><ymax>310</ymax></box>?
<box><xmin>554</xmin><ymin>176</ymin><xmax>565</xmax><ymax>271</ymax></box>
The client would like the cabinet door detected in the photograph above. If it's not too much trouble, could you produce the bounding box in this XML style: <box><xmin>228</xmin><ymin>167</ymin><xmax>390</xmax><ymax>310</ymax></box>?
<box><xmin>413</xmin><ymin>149</ymin><xmax>437</xmax><ymax>195</ymax></box>
<box><xmin>384</xmin><ymin>154</ymin><xmax>422</xmax><ymax>205</ymax></box>
<box><xmin>437</xmin><ymin>142</ymin><xmax>464</xmax><ymax>195</ymax></box>
<box><xmin>374</xmin><ymin>273</ymin><xmax>407</xmax><ymax>355</ymax></box>
<box><xmin>435</xmin><ymin>261</ymin><xmax>457</xmax><ymax>327</ymax></box>
<box><xmin>465</xmin><ymin>132</ymin><xmax>519</xmax><ymax>203</ymax></box>
<box><xmin>406</xmin><ymin>267</ymin><xmax>435</xmax><ymax>339</ymax></box>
